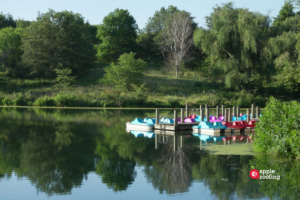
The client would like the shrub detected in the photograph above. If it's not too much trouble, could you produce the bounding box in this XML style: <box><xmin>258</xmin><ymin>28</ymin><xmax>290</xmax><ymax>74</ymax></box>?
<box><xmin>2</xmin><ymin>97</ymin><xmax>12</xmax><ymax>105</ymax></box>
<box><xmin>254</xmin><ymin>97</ymin><xmax>300</xmax><ymax>159</ymax></box>
<box><xmin>34</xmin><ymin>96</ymin><xmax>55</xmax><ymax>107</ymax></box>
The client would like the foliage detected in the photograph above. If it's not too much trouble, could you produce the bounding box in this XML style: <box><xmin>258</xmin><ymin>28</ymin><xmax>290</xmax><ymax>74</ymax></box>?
<box><xmin>101</xmin><ymin>52</ymin><xmax>146</xmax><ymax>90</ymax></box>
<box><xmin>145</xmin><ymin>5</ymin><xmax>179</xmax><ymax>35</ymax></box>
<box><xmin>0</xmin><ymin>12</ymin><xmax>16</xmax><ymax>29</ymax></box>
<box><xmin>254</xmin><ymin>97</ymin><xmax>300</xmax><ymax>159</ymax></box>
<box><xmin>194</xmin><ymin>3</ymin><xmax>272</xmax><ymax>90</ymax></box>
<box><xmin>273</xmin><ymin>0</ymin><xmax>296</xmax><ymax>27</ymax></box>
<box><xmin>21</xmin><ymin>9</ymin><xmax>96</xmax><ymax>77</ymax></box>
<box><xmin>54</xmin><ymin>65</ymin><xmax>76</xmax><ymax>87</ymax></box>
<box><xmin>0</xmin><ymin>27</ymin><xmax>24</xmax><ymax>77</ymax></box>
<box><xmin>96</xmin><ymin>9</ymin><xmax>138</xmax><ymax>62</ymax></box>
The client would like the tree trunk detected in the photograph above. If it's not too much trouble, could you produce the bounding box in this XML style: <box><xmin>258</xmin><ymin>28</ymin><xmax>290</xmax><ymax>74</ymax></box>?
<box><xmin>176</xmin><ymin>64</ymin><xmax>178</xmax><ymax>77</ymax></box>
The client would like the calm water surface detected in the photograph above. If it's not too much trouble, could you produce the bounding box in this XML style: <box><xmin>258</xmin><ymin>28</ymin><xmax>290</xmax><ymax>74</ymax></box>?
<box><xmin>0</xmin><ymin>108</ymin><xmax>299</xmax><ymax>200</ymax></box>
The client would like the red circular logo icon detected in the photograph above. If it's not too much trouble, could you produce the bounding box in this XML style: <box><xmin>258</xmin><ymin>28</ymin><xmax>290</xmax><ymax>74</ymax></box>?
<box><xmin>250</xmin><ymin>169</ymin><xmax>259</xmax><ymax>179</ymax></box>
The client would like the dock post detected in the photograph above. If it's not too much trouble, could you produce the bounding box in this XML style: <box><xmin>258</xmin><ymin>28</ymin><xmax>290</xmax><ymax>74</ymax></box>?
<box><xmin>174</xmin><ymin>110</ymin><xmax>178</xmax><ymax>130</ymax></box>
<box><xmin>233</xmin><ymin>106</ymin><xmax>236</xmax><ymax>117</ymax></box>
<box><xmin>251</xmin><ymin>103</ymin><xmax>255</xmax><ymax>119</ymax></box>
<box><xmin>181</xmin><ymin>109</ymin><xmax>184</xmax><ymax>123</ymax></box>
<box><xmin>237</xmin><ymin>106</ymin><xmax>240</xmax><ymax>117</ymax></box>
<box><xmin>228</xmin><ymin>107</ymin><xmax>232</xmax><ymax>122</ymax></box>
<box><xmin>247</xmin><ymin>109</ymin><xmax>250</xmax><ymax>123</ymax></box>
<box><xmin>216</xmin><ymin>105</ymin><xmax>220</xmax><ymax>117</ymax></box>
<box><xmin>200</xmin><ymin>105</ymin><xmax>204</xmax><ymax>121</ymax></box>
<box><xmin>222</xmin><ymin>105</ymin><xmax>225</xmax><ymax>116</ymax></box>
<box><xmin>205</xmin><ymin>105</ymin><xmax>210</xmax><ymax>122</ymax></box>
<box><xmin>186</xmin><ymin>104</ymin><xmax>189</xmax><ymax>118</ymax></box>
<box><xmin>225</xmin><ymin>109</ymin><xmax>228</xmax><ymax>122</ymax></box>
<box><xmin>155</xmin><ymin>109</ymin><xmax>159</xmax><ymax>124</ymax></box>
<box><xmin>256</xmin><ymin>106</ymin><xmax>260</xmax><ymax>119</ymax></box>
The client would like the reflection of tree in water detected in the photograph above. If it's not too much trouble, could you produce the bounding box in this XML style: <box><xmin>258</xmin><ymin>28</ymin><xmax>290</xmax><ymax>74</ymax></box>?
<box><xmin>94</xmin><ymin>133</ymin><xmax>138</xmax><ymax>192</ymax></box>
<box><xmin>96</xmin><ymin>157</ymin><xmax>136</xmax><ymax>192</ymax></box>
<box><xmin>144</xmin><ymin>136</ymin><xmax>192</xmax><ymax>194</ymax></box>
<box><xmin>251</xmin><ymin>155</ymin><xmax>300</xmax><ymax>200</ymax></box>
<box><xmin>0</xmin><ymin>121</ymin><xmax>96</xmax><ymax>196</ymax></box>
<box><xmin>192</xmin><ymin>153</ymin><xmax>264</xmax><ymax>200</ymax></box>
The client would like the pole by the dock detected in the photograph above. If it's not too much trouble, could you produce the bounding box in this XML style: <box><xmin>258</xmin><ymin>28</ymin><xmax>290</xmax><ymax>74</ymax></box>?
<box><xmin>186</xmin><ymin>104</ymin><xmax>189</xmax><ymax>118</ymax></box>
<box><xmin>228</xmin><ymin>107</ymin><xmax>232</xmax><ymax>122</ymax></box>
<box><xmin>233</xmin><ymin>106</ymin><xmax>236</xmax><ymax>117</ymax></box>
<box><xmin>181</xmin><ymin>109</ymin><xmax>184</xmax><ymax>123</ymax></box>
<box><xmin>222</xmin><ymin>105</ymin><xmax>225</xmax><ymax>116</ymax></box>
<box><xmin>205</xmin><ymin>105</ymin><xmax>210</xmax><ymax>122</ymax></box>
<box><xmin>174</xmin><ymin>110</ymin><xmax>178</xmax><ymax>130</ymax></box>
<box><xmin>237</xmin><ymin>106</ymin><xmax>240</xmax><ymax>117</ymax></box>
<box><xmin>247</xmin><ymin>109</ymin><xmax>250</xmax><ymax>123</ymax></box>
<box><xmin>200</xmin><ymin>105</ymin><xmax>203</xmax><ymax>115</ymax></box>
<box><xmin>251</xmin><ymin>103</ymin><xmax>255</xmax><ymax>119</ymax></box>
<box><xmin>155</xmin><ymin>109</ymin><xmax>159</xmax><ymax>124</ymax></box>
<box><xmin>200</xmin><ymin>105</ymin><xmax>204</xmax><ymax>121</ymax></box>
<box><xmin>256</xmin><ymin>106</ymin><xmax>260</xmax><ymax>119</ymax></box>
<box><xmin>216</xmin><ymin>105</ymin><xmax>220</xmax><ymax>117</ymax></box>
<box><xmin>225</xmin><ymin>109</ymin><xmax>228</xmax><ymax>122</ymax></box>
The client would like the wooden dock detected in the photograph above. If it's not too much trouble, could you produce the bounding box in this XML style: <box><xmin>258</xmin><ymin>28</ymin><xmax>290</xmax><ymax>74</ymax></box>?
<box><xmin>154</xmin><ymin>122</ymin><xmax>199</xmax><ymax>130</ymax></box>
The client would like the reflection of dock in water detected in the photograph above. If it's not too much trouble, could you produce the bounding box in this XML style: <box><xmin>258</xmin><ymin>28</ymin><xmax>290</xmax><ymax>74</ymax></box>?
<box><xmin>154</xmin><ymin>130</ymin><xmax>192</xmax><ymax>151</ymax></box>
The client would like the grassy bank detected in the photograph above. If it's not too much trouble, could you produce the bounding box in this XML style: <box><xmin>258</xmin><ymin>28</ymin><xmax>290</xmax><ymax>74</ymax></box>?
<box><xmin>0</xmin><ymin>65</ymin><xmax>290</xmax><ymax>108</ymax></box>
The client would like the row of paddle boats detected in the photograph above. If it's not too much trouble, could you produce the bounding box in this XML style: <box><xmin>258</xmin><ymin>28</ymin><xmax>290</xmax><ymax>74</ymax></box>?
<box><xmin>126</xmin><ymin>113</ymin><xmax>260</xmax><ymax>133</ymax></box>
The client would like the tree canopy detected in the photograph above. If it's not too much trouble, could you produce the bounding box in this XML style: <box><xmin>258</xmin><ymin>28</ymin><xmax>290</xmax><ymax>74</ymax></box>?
<box><xmin>21</xmin><ymin>9</ymin><xmax>96</xmax><ymax>77</ymax></box>
<box><xmin>194</xmin><ymin>3</ymin><xmax>272</xmax><ymax>90</ymax></box>
<box><xmin>96</xmin><ymin>9</ymin><xmax>138</xmax><ymax>62</ymax></box>
<box><xmin>0</xmin><ymin>27</ymin><xmax>24</xmax><ymax>77</ymax></box>
<box><xmin>0</xmin><ymin>12</ymin><xmax>16</xmax><ymax>30</ymax></box>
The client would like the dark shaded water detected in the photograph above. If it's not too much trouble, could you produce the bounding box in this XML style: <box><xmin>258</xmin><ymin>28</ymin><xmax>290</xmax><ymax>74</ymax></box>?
<box><xmin>0</xmin><ymin>108</ymin><xmax>300</xmax><ymax>200</ymax></box>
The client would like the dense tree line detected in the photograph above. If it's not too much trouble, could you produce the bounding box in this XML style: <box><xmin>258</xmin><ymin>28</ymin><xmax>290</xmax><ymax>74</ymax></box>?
<box><xmin>1</xmin><ymin>1</ymin><xmax>300</xmax><ymax>95</ymax></box>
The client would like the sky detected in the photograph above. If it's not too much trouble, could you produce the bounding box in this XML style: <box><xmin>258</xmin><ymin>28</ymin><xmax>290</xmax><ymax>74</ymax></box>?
<box><xmin>1</xmin><ymin>0</ymin><xmax>286</xmax><ymax>28</ymax></box>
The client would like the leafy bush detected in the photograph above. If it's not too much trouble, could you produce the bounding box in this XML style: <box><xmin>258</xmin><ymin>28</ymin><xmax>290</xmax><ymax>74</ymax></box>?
<box><xmin>101</xmin><ymin>52</ymin><xmax>146</xmax><ymax>90</ymax></box>
<box><xmin>34</xmin><ymin>96</ymin><xmax>55</xmax><ymax>107</ymax></box>
<box><xmin>12</xmin><ymin>96</ymin><xmax>27</xmax><ymax>106</ymax></box>
<box><xmin>254</xmin><ymin>97</ymin><xmax>300</xmax><ymax>159</ymax></box>
<box><xmin>2</xmin><ymin>97</ymin><xmax>12</xmax><ymax>105</ymax></box>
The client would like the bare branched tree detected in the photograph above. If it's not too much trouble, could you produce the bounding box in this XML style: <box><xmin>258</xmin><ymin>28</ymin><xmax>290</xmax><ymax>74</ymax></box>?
<box><xmin>157</xmin><ymin>12</ymin><xmax>194</xmax><ymax>76</ymax></box>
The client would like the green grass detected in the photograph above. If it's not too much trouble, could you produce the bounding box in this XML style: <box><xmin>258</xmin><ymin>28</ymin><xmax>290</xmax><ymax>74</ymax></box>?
<box><xmin>0</xmin><ymin>63</ymin><xmax>284</xmax><ymax>108</ymax></box>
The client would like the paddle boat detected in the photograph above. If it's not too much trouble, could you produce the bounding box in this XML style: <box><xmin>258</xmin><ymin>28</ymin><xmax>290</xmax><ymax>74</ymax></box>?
<box><xmin>193</xmin><ymin>121</ymin><xmax>228</xmax><ymax>136</ymax></box>
<box><xmin>126</xmin><ymin>118</ymin><xmax>155</xmax><ymax>131</ymax></box>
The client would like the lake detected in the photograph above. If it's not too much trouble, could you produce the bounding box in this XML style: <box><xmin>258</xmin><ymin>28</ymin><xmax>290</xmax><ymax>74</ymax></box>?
<box><xmin>0</xmin><ymin>108</ymin><xmax>299</xmax><ymax>200</ymax></box>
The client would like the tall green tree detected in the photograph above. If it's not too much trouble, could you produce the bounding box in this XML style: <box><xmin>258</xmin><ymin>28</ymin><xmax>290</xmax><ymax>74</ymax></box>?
<box><xmin>0</xmin><ymin>12</ymin><xmax>16</xmax><ymax>29</ymax></box>
<box><xmin>145</xmin><ymin>6</ymin><xmax>179</xmax><ymax>35</ymax></box>
<box><xmin>273</xmin><ymin>0</ymin><xmax>295</xmax><ymax>26</ymax></box>
<box><xmin>0</xmin><ymin>27</ymin><xmax>24</xmax><ymax>77</ymax></box>
<box><xmin>21</xmin><ymin>9</ymin><xmax>96</xmax><ymax>77</ymax></box>
<box><xmin>96</xmin><ymin>9</ymin><xmax>137</xmax><ymax>62</ymax></box>
<box><xmin>194</xmin><ymin>3</ymin><xmax>272</xmax><ymax>90</ymax></box>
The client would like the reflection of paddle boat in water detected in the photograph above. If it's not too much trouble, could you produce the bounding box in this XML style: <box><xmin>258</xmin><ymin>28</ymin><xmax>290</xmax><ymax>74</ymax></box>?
<box><xmin>126</xmin><ymin>118</ymin><xmax>155</xmax><ymax>131</ymax></box>
<box><xmin>130</xmin><ymin>131</ymin><xmax>155</xmax><ymax>138</ymax></box>
<box><xmin>193</xmin><ymin>133</ymin><xmax>225</xmax><ymax>142</ymax></box>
